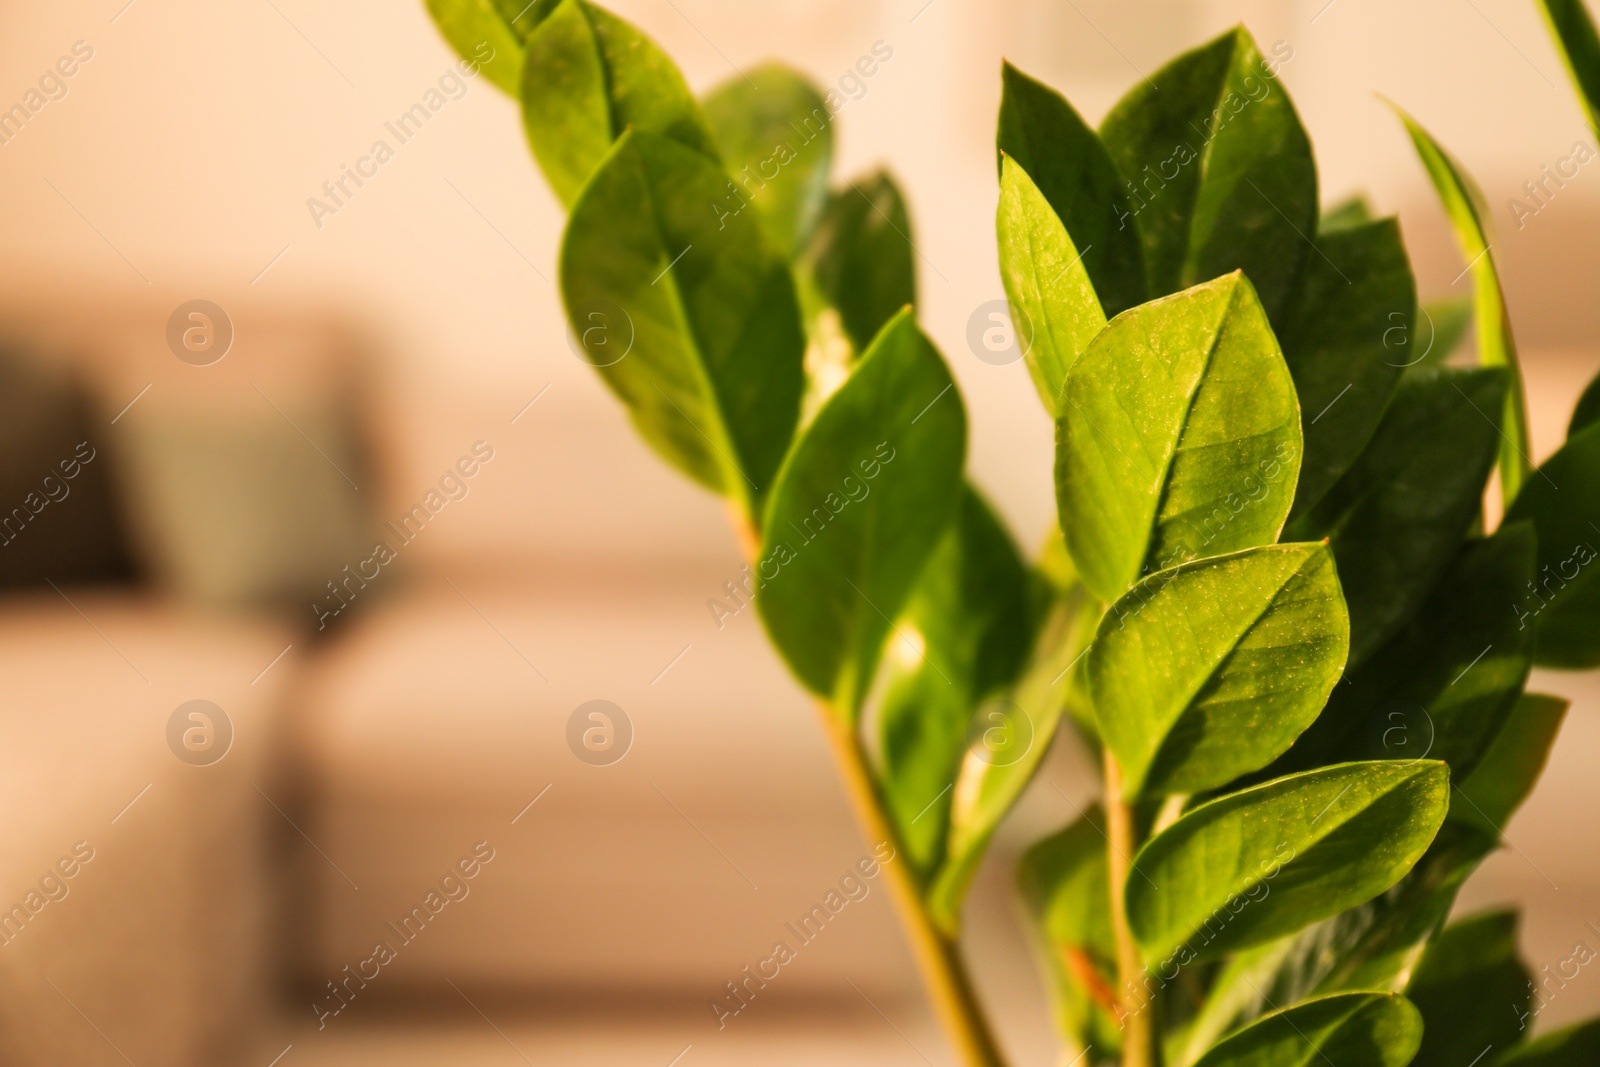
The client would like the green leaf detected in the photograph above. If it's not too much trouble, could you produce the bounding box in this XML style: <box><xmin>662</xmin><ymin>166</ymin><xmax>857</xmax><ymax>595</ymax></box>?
<box><xmin>488</xmin><ymin>0</ymin><xmax>561</xmax><ymax>39</ymax></box>
<box><xmin>1089</xmin><ymin>543</ymin><xmax>1349</xmax><ymax>799</ymax></box>
<box><xmin>1420</xmin><ymin>296</ymin><xmax>1474</xmax><ymax>368</ymax></box>
<box><xmin>1180</xmin><ymin>822</ymin><xmax>1496</xmax><ymax>1061</ymax></box>
<box><xmin>878</xmin><ymin>486</ymin><xmax>1034</xmax><ymax>875</ymax></box>
<box><xmin>997</xmin><ymin>61</ymin><xmax>1146</xmax><ymax>317</ymax></box>
<box><xmin>1538</xmin><ymin>0</ymin><xmax>1600</xmax><ymax>136</ymax></box>
<box><xmin>1278</xmin><ymin>217</ymin><xmax>1415</xmax><ymax>518</ymax></box>
<box><xmin>1503</xmin><ymin>421</ymin><xmax>1600</xmax><ymax>667</ymax></box>
<box><xmin>1018</xmin><ymin>810</ymin><xmax>1122</xmax><ymax>1056</ymax></box>
<box><xmin>929</xmin><ymin>590</ymin><xmax>1100</xmax><ymax>932</ymax></box>
<box><xmin>559</xmin><ymin>129</ymin><xmax>804</xmax><ymax>513</ymax></box>
<box><xmin>1451</xmin><ymin>693</ymin><xmax>1568</xmax><ymax>834</ymax></box>
<box><xmin>1056</xmin><ymin>273</ymin><xmax>1302</xmax><ymax>605</ymax></box>
<box><xmin>755</xmin><ymin>309</ymin><xmax>965</xmax><ymax>712</ymax></box>
<box><xmin>1321</xmin><ymin>194</ymin><xmax>1375</xmax><ymax>231</ymax></box>
<box><xmin>522</xmin><ymin>0</ymin><xmax>718</xmax><ymax>207</ymax></box>
<box><xmin>424</xmin><ymin>0</ymin><xmax>528</xmax><ymax>94</ymax></box>
<box><xmin>996</xmin><ymin>155</ymin><xmax>1108</xmax><ymax>415</ymax></box>
<box><xmin>1126</xmin><ymin>760</ymin><xmax>1450</xmax><ymax>964</ymax></box>
<box><xmin>1392</xmin><ymin>103</ymin><xmax>1532</xmax><ymax>503</ymax></box>
<box><xmin>1100</xmin><ymin>28</ymin><xmax>1315</xmax><ymax>323</ymax></box>
<box><xmin>1569</xmin><ymin>367</ymin><xmax>1600</xmax><ymax>436</ymax></box>
<box><xmin>804</xmin><ymin>171</ymin><xmax>917</xmax><ymax>354</ymax></box>
<box><xmin>702</xmin><ymin>64</ymin><xmax>834</xmax><ymax>259</ymax></box>
<box><xmin>1497</xmin><ymin>1018</ymin><xmax>1600</xmax><ymax>1065</ymax></box>
<box><xmin>1263</xmin><ymin>525</ymin><xmax>1535</xmax><ymax>782</ymax></box>
<box><xmin>1191</xmin><ymin>993</ymin><xmax>1422</xmax><ymax>1067</ymax></box>
<box><xmin>1289</xmin><ymin>367</ymin><xmax>1507</xmax><ymax>665</ymax></box>
<box><xmin>1407</xmin><ymin>910</ymin><xmax>1532</xmax><ymax>1067</ymax></box>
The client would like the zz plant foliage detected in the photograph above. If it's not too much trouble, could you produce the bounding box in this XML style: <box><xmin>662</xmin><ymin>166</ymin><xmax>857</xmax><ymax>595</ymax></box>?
<box><xmin>425</xmin><ymin>1</ymin><xmax>1600</xmax><ymax>1063</ymax></box>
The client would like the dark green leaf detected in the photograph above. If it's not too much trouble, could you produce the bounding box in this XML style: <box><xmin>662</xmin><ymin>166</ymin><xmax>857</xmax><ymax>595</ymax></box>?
<box><xmin>522</xmin><ymin>0</ymin><xmax>718</xmax><ymax>207</ymax></box>
<box><xmin>997</xmin><ymin>61</ymin><xmax>1146</xmax><ymax>317</ymax></box>
<box><xmin>1321</xmin><ymin>194</ymin><xmax>1375</xmax><ymax>231</ymax></box>
<box><xmin>755</xmin><ymin>310</ymin><xmax>965</xmax><ymax>712</ymax></box>
<box><xmin>1127</xmin><ymin>761</ymin><xmax>1450</xmax><ymax>964</ymax></box>
<box><xmin>1420</xmin><ymin>296</ymin><xmax>1474</xmax><ymax>368</ymax></box>
<box><xmin>1569</xmin><ymin>367</ymin><xmax>1600</xmax><ymax>437</ymax></box>
<box><xmin>1263</xmin><ymin>525</ymin><xmax>1535</xmax><ymax>782</ymax></box>
<box><xmin>1393</xmin><ymin>104</ymin><xmax>1532</xmax><ymax>503</ymax></box>
<box><xmin>1180</xmin><ymin>822</ymin><xmax>1496</xmax><ymax>1059</ymax></box>
<box><xmin>804</xmin><ymin>171</ymin><xmax>917</xmax><ymax>354</ymax></box>
<box><xmin>1452</xmin><ymin>693</ymin><xmax>1568</xmax><ymax>834</ymax></box>
<box><xmin>1538</xmin><ymin>0</ymin><xmax>1600</xmax><ymax>136</ymax></box>
<box><xmin>996</xmin><ymin>155</ymin><xmax>1107</xmax><ymax>415</ymax></box>
<box><xmin>1191</xmin><ymin>993</ymin><xmax>1421</xmax><ymax>1067</ymax></box>
<box><xmin>425</xmin><ymin>0</ymin><xmax>528</xmax><ymax>94</ymax></box>
<box><xmin>1407</xmin><ymin>910</ymin><xmax>1531</xmax><ymax>1067</ymax></box>
<box><xmin>878</xmin><ymin>486</ymin><xmax>1034</xmax><ymax>875</ymax></box>
<box><xmin>559</xmin><ymin>129</ymin><xmax>804</xmax><ymax>512</ymax></box>
<box><xmin>1496</xmin><ymin>1018</ymin><xmax>1600</xmax><ymax>1065</ymax></box>
<box><xmin>1089</xmin><ymin>543</ymin><xmax>1348</xmax><ymax>799</ymax></box>
<box><xmin>1279</xmin><ymin>217</ymin><xmax>1415</xmax><ymax>518</ymax></box>
<box><xmin>1100</xmin><ymin>28</ymin><xmax>1315</xmax><ymax>322</ymax></box>
<box><xmin>702</xmin><ymin>64</ymin><xmax>834</xmax><ymax>259</ymax></box>
<box><xmin>1056</xmin><ymin>273</ymin><xmax>1302</xmax><ymax>605</ymax></box>
<box><xmin>1018</xmin><ymin>810</ymin><xmax>1122</xmax><ymax>1056</ymax></box>
<box><xmin>1503</xmin><ymin>421</ymin><xmax>1600</xmax><ymax>667</ymax></box>
<box><xmin>1289</xmin><ymin>367</ymin><xmax>1507</xmax><ymax>665</ymax></box>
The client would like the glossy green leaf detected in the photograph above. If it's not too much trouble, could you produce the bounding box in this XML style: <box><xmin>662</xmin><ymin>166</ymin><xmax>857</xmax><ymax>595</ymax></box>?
<box><xmin>1497</xmin><ymin>1018</ymin><xmax>1600</xmax><ymax>1065</ymax></box>
<box><xmin>1100</xmin><ymin>28</ymin><xmax>1315</xmax><ymax>322</ymax></box>
<box><xmin>804</xmin><ymin>171</ymin><xmax>917</xmax><ymax>354</ymax></box>
<box><xmin>1278</xmin><ymin>217</ymin><xmax>1415</xmax><ymax>518</ymax></box>
<box><xmin>1181</xmin><ymin>822</ymin><xmax>1496</xmax><ymax>1060</ymax></box>
<box><xmin>1289</xmin><ymin>367</ymin><xmax>1507</xmax><ymax>665</ymax></box>
<box><xmin>1191</xmin><ymin>993</ymin><xmax>1422</xmax><ymax>1067</ymax></box>
<box><xmin>425</xmin><ymin>0</ymin><xmax>528</xmax><ymax>94</ymax></box>
<box><xmin>522</xmin><ymin>0</ymin><xmax>718</xmax><ymax>207</ymax></box>
<box><xmin>1089</xmin><ymin>543</ymin><xmax>1348</xmax><ymax>799</ymax></box>
<box><xmin>1569</xmin><ymin>367</ymin><xmax>1600</xmax><ymax>436</ymax></box>
<box><xmin>1264</xmin><ymin>525</ymin><xmax>1535</xmax><ymax>781</ymax></box>
<box><xmin>702</xmin><ymin>64</ymin><xmax>834</xmax><ymax>259</ymax></box>
<box><xmin>878</xmin><ymin>486</ymin><xmax>1034</xmax><ymax>875</ymax></box>
<box><xmin>996</xmin><ymin>155</ymin><xmax>1108</xmax><ymax>415</ymax></box>
<box><xmin>755</xmin><ymin>310</ymin><xmax>965</xmax><ymax>713</ymax></box>
<box><xmin>1127</xmin><ymin>761</ymin><xmax>1450</xmax><ymax>964</ymax></box>
<box><xmin>1407</xmin><ymin>910</ymin><xmax>1531</xmax><ymax>1067</ymax></box>
<box><xmin>1452</xmin><ymin>693</ymin><xmax>1568</xmax><ymax>834</ymax></box>
<box><xmin>997</xmin><ymin>61</ymin><xmax>1146</xmax><ymax>317</ymax></box>
<box><xmin>1420</xmin><ymin>296</ymin><xmax>1473</xmax><ymax>368</ymax></box>
<box><xmin>1538</xmin><ymin>0</ymin><xmax>1600</xmax><ymax>136</ymax></box>
<box><xmin>1056</xmin><ymin>273</ymin><xmax>1302</xmax><ymax>605</ymax></box>
<box><xmin>560</xmin><ymin>130</ymin><xmax>804</xmax><ymax>513</ymax></box>
<box><xmin>930</xmin><ymin>590</ymin><xmax>1100</xmax><ymax>932</ymax></box>
<box><xmin>1393</xmin><ymin>104</ymin><xmax>1532</xmax><ymax>503</ymax></box>
<box><xmin>1018</xmin><ymin>810</ymin><xmax>1122</xmax><ymax>1057</ymax></box>
<box><xmin>1505</xmin><ymin>419</ymin><xmax>1600</xmax><ymax>666</ymax></box>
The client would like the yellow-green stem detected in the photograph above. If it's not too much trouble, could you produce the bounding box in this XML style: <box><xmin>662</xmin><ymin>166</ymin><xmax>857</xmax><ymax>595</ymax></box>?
<box><xmin>1105</xmin><ymin>752</ymin><xmax>1155</xmax><ymax>1067</ymax></box>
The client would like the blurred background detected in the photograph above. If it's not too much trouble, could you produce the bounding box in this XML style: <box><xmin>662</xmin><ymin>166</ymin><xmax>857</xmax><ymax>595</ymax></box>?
<box><xmin>0</xmin><ymin>0</ymin><xmax>1597</xmax><ymax>1063</ymax></box>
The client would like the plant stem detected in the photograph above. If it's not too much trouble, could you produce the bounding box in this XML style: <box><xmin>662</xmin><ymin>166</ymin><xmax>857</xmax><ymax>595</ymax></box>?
<box><xmin>1104</xmin><ymin>751</ymin><xmax>1155</xmax><ymax>1067</ymax></box>
<box><xmin>816</xmin><ymin>709</ymin><xmax>1007</xmax><ymax>1067</ymax></box>
<box><xmin>729</xmin><ymin>507</ymin><xmax>1005</xmax><ymax>1065</ymax></box>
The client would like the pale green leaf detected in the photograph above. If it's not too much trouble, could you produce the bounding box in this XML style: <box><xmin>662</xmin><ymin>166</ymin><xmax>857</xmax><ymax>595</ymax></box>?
<box><xmin>424</xmin><ymin>0</ymin><xmax>529</xmax><ymax>94</ymax></box>
<box><xmin>1127</xmin><ymin>761</ymin><xmax>1450</xmax><ymax>964</ymax></box>
<box><xmin>1056</xmin><ymin>272</ymin><xmax>1302</xmax><ymax>605</ymax></box>
<box><xmin>1089</xmin><ymin>543</ymin><xmax>1349</xmax><ymax>799</ymax></box>
<box><xmin>1191</xmin><ymin>993</ymin><xmax>1421</xmax><ymax>1067</ymax></box>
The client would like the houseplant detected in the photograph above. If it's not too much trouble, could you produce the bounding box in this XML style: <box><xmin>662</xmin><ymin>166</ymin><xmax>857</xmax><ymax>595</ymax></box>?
<box><xmin>423</xmin><ymin>1</ymin><xmax>1600</xmax><ymax>1062</ymax></box>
